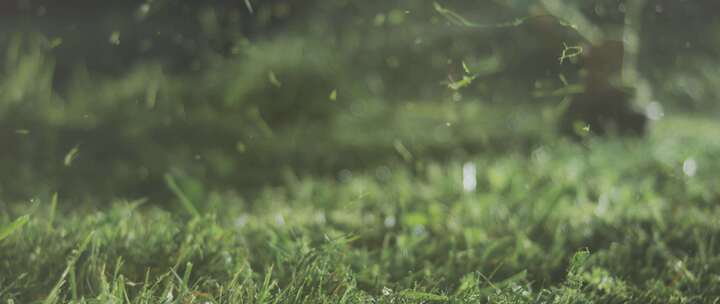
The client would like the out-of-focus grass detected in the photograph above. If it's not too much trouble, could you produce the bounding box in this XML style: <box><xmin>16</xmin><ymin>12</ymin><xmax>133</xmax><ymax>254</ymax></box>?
<box><xmin>2</xmin><ymin>117</ymin><xmax>720</xmax><ymax>303</ymax></box>
<box><xmin>0</xmin><ymin>32</ymin><xmax>558</xmax><ymax>200</ymax></box>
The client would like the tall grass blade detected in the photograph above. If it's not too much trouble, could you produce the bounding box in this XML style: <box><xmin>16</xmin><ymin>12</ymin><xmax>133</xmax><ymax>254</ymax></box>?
<box><xmin>164</xmin><ymin>174</ymin><xmax>201</xmax><ymax>218</ymax></box>
<box><xmin>0</xmin><ymin>214</ymin><xmax>29</xmax><ymax>241</ymax></box>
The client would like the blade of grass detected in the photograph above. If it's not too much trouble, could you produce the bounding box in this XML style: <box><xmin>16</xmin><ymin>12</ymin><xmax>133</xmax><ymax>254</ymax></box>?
<box><xmin>164</xmin><ymin>174</ymin><xmax>201</xmax><ymax>218</ymax></box>
<box><xmin>0</xmin><ymin>214</ymin><xmax>29</xmax><ymax>242</ymax></box>
<box><xmin>44</xmin><ymin>232</ymin><xmax>94</xmax><ymax>304</ymax></box>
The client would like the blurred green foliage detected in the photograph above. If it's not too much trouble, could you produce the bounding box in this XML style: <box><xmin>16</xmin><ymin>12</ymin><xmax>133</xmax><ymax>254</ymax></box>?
<box><xmin>1</xmin><ymin>0</ymin><xmax>719</xmax><ymax>200</ymax></box>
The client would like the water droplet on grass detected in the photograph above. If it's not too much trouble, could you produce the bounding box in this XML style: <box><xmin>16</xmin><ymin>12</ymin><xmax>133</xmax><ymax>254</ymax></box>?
<box><xmin>683</xmin><ymin>158</ymin><xmax>697</xmax><ymax>177</ymax></box>
<box><xmin>234</xmin><ymin>215</ymin><xmax>249</xmax><ymax>228</ymax></box>
<box><xmin>645</xmin><ymin>102</ymin><xmax>664</xmax><ymax>120</ymax></box>
<box><xmin>462</xmin><ymin>162</ymin><xmax>477</xmax><ymax>192</ymax></box>
<box><xmin>384</xmin><ymin>216</ymin><xmax>396</xmax><ymax>228</ymax></box>
<box><xmin>275</xmin><ymin>214</ymin><xmax>285</xmax><ymax>226</ymax></box>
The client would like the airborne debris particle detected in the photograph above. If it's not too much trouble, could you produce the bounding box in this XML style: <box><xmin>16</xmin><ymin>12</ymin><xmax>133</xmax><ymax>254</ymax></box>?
<box><xmin>244</xmin><ymin>0</ymin><xmax>254</xmax><ymax>14</ymax></box>
<box><xmin>136</xmin><ymin>3</ymin><xmax>151</xmax><ymax>19</ymax></box>
<box><xmin>373</xmin><ymin>14</ymin><xmax>386</xmax><ymax>26</ymax></box>
<box><xmin>559</xmin><ymin>43</ymin><xmax>583</xmax><ymax>64</ymax></box>
<box><xmin>683</xmin><ymin>158</ymin><xmax>697</xmax><ymax>177</ymax></box>
<box><xmin>64</xmin><ymin>145</ymin><xmax>80</xmax><ymax>167</ymax></box>
<box><xmin>462</xmin><ymin>162</ymin><xmax>477</xmax><ymax>192</ymax></box>
<box><xmin>49</xmin><ymin>37</ymin><xmax>63</xmax><ymax>49</ymax></box>
<box><xmin>393</xmin><ymin>140</ymin><xmax>413</xmax><ymax>162</ymax></box>
<box><xmin>462</xmin><ymin>61</ymin><xmax>471</xmax><ymax>74</ymax></box>
<box><xmin>236</xmin><ymin>142</ymin><xmax>247</xmax><ymax>153</ymax></box>
<box><xmin>388</xmin><ymin>9</ymin><xmax>406</xmax><ymax>25</ymax></box>
<box><xmin>447</xmin><ymin>74</ymin><xmax>476</xmax><ymax>90</ymax></box>
<box><xmin>109</xmin><ymin>31</ymin><xmax>121</xmax><ymax>45</ymax></box>
<box><xmin>384</xmin><ymin>216</ymin><xmax>396</xmax><ymax>228</ymax></box>
<box><xmin>645</xmin><ymin>102</ymin><xmax>664</xmax><ymax>120</ymax></box>
<box><xmin>274</xmin><ymin>214</ymin><xmax>285</xmax><ymax>225</ymax></box>
<box><xmin>268</xmin><ymin>71</ymin><xmax>282</xmax><ymax>87</ymax></box>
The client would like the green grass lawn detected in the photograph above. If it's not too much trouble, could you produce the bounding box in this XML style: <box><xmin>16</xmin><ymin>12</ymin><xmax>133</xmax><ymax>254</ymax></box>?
<box><xmin>1</xmin><ymin>115</ymin><xmax>720</xmax><ymax>303</ymax></box>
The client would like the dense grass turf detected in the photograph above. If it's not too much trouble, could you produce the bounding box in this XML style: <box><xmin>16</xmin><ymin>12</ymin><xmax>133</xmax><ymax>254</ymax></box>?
<box><xmin>1</xmin><ymin>116</ymin><xmax>720</xmax><ymax>303</ymax></box>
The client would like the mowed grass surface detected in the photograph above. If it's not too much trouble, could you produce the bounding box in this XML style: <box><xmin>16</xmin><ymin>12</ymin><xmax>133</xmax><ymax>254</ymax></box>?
<box><xmin>2</xmin><ymin>116</ymin><xmax>720</xmax><ymax>303</ymax></box>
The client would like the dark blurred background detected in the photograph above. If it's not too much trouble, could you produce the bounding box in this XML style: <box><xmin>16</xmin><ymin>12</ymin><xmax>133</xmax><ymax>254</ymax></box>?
<box><xmin>1</xmin><ymin>0</ymin><xmax>719</xmax><ymax>203</ymax></box>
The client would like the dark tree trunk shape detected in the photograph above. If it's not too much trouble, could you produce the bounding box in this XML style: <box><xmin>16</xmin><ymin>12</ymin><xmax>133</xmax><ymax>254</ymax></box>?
<box><xmin>559</xmin><ymin>40</ymin><xmax>647</xmax><ymax>139</ymax></box>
